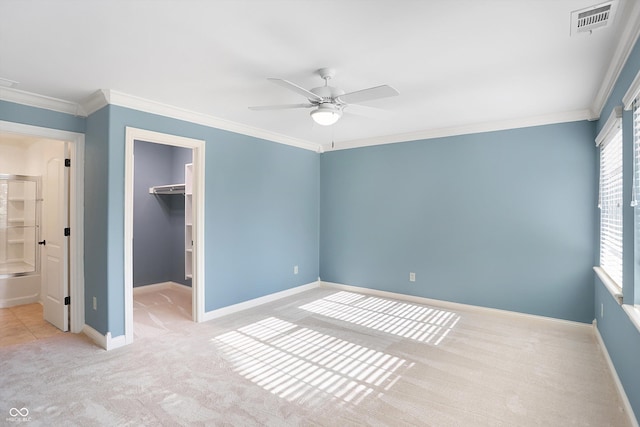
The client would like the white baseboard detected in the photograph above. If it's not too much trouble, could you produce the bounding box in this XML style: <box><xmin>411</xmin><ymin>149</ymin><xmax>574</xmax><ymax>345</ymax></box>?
<box><xmin>82</xmin><ymin>324</ymin><xmax>127</xmax><ymax>351</ymax></box>
<box><xmin>320</xmin><ymin>281</ymin><xmax>591</xmax><ymax>329</ymax></box>
<box><xmin>133</xmin><ymin>281</ymin><xmax>190</xmax><ymax>295</ymax></box>
<box><xmin>106</xmin><ymin>332</ymin><xmax>127</xmax><ymax>351</ymax></box>
<box><xmin>593</xmin><ymin>320</ymin><xmax>639</xmax><ymax>427</ymax></box>
<box><xmin>201</xmin><ymin>281</ymin><xmax>320</xmax><ymax>322</ymax></box>
<box><xmin>82</xmin><ymin>324</ymin><xmax>107</xmax><ymax>349</ymax></box>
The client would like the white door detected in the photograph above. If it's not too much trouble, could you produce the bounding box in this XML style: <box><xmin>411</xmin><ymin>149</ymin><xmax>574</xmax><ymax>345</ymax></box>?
<box><xmin>42</xmin><ymin>143</ymin><xmax>69</xmax><ymax>331</ymax></box>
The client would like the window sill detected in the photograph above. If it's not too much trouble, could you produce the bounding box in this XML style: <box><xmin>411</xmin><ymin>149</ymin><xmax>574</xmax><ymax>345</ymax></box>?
<box><xmin>593</xmin><ymin>266</ymin><xmax>623</xmax><ymax>304</ymax></box>
<box><xmin>622</xmin><ymin>305</ymin><xmax>640</xmax><ymax>335</ymax></box>
<box><xmin>593</xmin><ymin>267</ymin><xmax>640</xmax><ymax>334</ymax></box>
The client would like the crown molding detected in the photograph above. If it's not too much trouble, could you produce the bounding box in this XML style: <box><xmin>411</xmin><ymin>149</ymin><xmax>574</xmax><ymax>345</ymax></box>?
<box><xmin>98</xmin><ymin>89</ymin><xmax>321</xmax><ymax>152</ymax></box>
<box><xmin>80</xmin><ymin>89</ymin><xmax>109</xmax><ymax>115</ymax></box>
<box><xmin>591</xmin><ymin>0</ymin><xmax>640</xmax><ymax>118</ymax></box>
<box><xmin>325</xmin><ymin>109</ymin><xmax>594</xmax><ymax>152</ymax></box>
<box><xmin>622</xmin><ymin>68</ymin><xmax>640</xmax><ymax>110</ymax></box>
<box><xmin>2</xmin><ymin>87</ymin><xmax>322</xmax><ymax>152</ymax></box>
<box><xmin>0</xmin><ymin>86</ymin><xmax>604</xmax><ymax>154</ymax></box>
<box><xmin>0</xmin><ymin>87</ymin><xmax>87</xmax><ymax>116</ymax></box>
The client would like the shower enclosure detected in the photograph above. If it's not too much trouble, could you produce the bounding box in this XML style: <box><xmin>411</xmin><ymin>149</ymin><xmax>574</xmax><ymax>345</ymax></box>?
<box><xmin>0</xmin><ymin>175</ymin><xmax>41</xmax><ymax>307</ymax></box>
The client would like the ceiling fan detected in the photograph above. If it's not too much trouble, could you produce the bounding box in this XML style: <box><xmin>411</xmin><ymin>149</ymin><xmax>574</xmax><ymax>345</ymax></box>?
<box><xmin>249</xmin><ymin>68</ymin><xmax>399</xmax><ymax>126</ymax></box>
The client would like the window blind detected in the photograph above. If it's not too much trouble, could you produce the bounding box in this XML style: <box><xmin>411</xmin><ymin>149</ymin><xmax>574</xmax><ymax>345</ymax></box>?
<box><xmin>634</xmin><ymin>100</ymin><xmax>640</xmax><ymax>206</ymax></box>
<box><xmin>600</xmin><ymin>126</ymin><xmax>623</xmax><ymax>287</ymax></box>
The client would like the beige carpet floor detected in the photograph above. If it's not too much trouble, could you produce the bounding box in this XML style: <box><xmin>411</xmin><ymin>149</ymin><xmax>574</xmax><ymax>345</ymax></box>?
<box><xmin>0</xmin><ymin>286</ymin><xmax>632</xmax><ymax>426</ymax></box>
<box><xmin>132</xmin><ymin>283</ymin><xmax>193</xmax><ymax>340</ymax></box>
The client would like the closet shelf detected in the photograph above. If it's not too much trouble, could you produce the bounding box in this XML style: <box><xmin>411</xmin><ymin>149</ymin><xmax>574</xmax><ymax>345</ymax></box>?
<box><xmin>149</xmin><ymin>184</ymin><xmax>186</xmax><ymax>195</ymax></box>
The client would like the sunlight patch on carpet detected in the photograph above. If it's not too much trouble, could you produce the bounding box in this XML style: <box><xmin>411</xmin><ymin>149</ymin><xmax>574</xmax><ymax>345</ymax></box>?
<box><xmin>212</xmin><ymin>317</ymin><xmax>413</xmax><ymax>405</ymax></box>
<box><xmin>299</xmin><ymin>291</ymin><xmax>460</xmax><ymax>345</ymax></box>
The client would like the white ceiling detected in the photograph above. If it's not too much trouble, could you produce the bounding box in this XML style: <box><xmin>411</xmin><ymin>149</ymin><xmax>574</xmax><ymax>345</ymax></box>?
<box><xmin>1</xmin><ymin>0</ymin><xmax>638</xmax><ymax>151</ymax></box>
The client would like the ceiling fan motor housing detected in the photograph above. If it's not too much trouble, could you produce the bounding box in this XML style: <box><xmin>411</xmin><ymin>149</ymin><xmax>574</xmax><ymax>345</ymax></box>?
<box><xmin>309</xmin><ymin>81</ymin><xmax>344</xmax><ymax>125</ymax></box>
<box><xmin>310</xmin><ymin>85</ymin><xmax>345</xmax><ymax>105</ymax></box>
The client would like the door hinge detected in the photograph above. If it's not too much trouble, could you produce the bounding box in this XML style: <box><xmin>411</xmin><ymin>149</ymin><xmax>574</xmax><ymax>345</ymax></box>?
<box><xmin>64</xmin><ymin>228</ymin><xmax>70</xmax><ymax>236</ymax></box>
<box><xmin>64</xmin><ymin>296</ymin><xmax>70</xmax><ymax>305</ymax></box>
<box><xmin>65</xmin><ymin>159</ymin><xmax>71</xmax><ymax>167</ymax></box>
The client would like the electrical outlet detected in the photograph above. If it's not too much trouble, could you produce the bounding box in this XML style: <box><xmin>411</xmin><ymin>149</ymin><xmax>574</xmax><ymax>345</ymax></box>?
<box><xmin>409</xmin><ymin>272</ymin><xmax>416</xmax><ymax>282</ymax></box>
<box><xmin>93</xmin><ymin>296</ymin><xmax>97</xmax><ymax>311</ymax></box>
<box><xmin>294</xmin><ymin>265</ymin><xmax>298</xmax><ymax>275</ymax></box>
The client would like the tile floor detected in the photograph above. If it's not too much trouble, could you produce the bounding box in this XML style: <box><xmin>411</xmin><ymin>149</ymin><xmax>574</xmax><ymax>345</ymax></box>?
<box><xmin>0</xmin><ymin>282</ymin><xmax>192</xmax><ymax>348</ymax></box>
<box><xmin>0</xmin><ymin>303</ymin><xmax>64</xmax><ymax>347</ymax></box>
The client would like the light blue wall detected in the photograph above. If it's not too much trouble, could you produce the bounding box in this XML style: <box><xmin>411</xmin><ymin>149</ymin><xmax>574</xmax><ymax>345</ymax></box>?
<box><xmin>105</xmin><ymin>105</ymin><xmax>320</xmax><ymax>335</ymax></box>
<box><xmin>321</xmin><ymin>121</ymin><xmax>597</xmax><ymax>323</ymax></box>
<box><xmin>594</xmin><ymin>36</ymin><xmax>640</xmax><ymax>420</ymax></box>
<box><xmin>171</xmin><ymin>145</ymin><xmax>193</xmax><ymax>183</ymax></box>
<box><xmin>595</xmin><ymin>275</ymin><xmax>640</xmax><ymax>419</ymax></box>
<box><xmin>0</xmin><ymin>100</ymin><xmax>85</xmax><ymax>134</ymax></box>
<box><xmin>133</xmin><ymin>140</ymin><xmax>173</xmax><ymax>287</ymax></box>
<box><xmin>84</xmin><ymin>106</ymin><xmax>109</xmax><ymax>333</ymax></box>
<box><xmin>205</xmin><ymin>129</ymin><xmax>320</xmax><ymax>309</ymax></box>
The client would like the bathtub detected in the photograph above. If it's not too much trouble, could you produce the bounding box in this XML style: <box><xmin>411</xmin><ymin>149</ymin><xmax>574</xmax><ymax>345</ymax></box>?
<box><xmin>0</xmin><ymin>274</ymin><xmax>40</xmax><ymax>308</ymax></box>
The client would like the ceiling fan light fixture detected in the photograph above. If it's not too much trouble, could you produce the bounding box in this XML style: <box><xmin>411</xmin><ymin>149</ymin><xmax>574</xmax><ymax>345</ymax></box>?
<box><xmin>311</xmin><ymin>104</ymin><xmax>342</xmax><ymax>126</ymax></box>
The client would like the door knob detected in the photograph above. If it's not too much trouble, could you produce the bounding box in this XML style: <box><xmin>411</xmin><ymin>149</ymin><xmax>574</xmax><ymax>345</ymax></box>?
<box><xmin>38</xmin><ymin>240</ymin><xmax>46</xmax><ymax>246</ymax></box>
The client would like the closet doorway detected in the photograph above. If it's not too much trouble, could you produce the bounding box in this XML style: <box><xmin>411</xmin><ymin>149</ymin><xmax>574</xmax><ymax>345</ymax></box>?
<box><xmin>124</xmin><ymin>128</ymin><xmax>205</xmax><ymax>345</ymax></box>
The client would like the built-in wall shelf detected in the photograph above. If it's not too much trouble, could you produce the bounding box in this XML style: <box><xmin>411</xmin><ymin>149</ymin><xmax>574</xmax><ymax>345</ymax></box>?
<box><xmin>0</xmin><ymin>176</ymin><xmax>39</xmax><ymax>276</ymax></box>
<box><xmin>148</xmin><ymin>183</ymin><xmax>186</xmax><ymax>195</ymax></box>
<box><xmin>185</xmin><ymin>163</ymin><xmax>193</xmax><ymax>280</ymax></box>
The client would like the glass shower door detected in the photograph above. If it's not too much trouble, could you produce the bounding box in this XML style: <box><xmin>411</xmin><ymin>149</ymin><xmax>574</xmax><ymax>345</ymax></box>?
<box><xmin>0</xmin><ymin>175</ymin><xmax>40</xmax><ymax>276</ymax></box>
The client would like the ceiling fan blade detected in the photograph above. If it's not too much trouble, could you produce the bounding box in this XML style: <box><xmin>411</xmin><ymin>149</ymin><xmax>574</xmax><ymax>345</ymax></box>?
<box><xmin>249</xmin><ymin>103</ymin><xmax>314</xmax><ymax>111</ymax></box>
<box><xmin>268</xmin><ymin>78</ymin><xmax>324</xmax><ymax>102</ymax></box>
<box><xmin>338</xmin><ymin>85</ymin><xmax>399</xmax><ymax>104</ymax></box>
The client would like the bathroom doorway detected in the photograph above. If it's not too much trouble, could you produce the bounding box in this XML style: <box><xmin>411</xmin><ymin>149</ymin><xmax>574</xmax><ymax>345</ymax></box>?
<box><xmin>0</xmin><ymin>122</ymin><xmax>85</xmax><ymax>337</ymax></box>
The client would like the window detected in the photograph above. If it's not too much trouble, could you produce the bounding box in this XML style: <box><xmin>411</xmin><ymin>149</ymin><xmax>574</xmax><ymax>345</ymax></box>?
<box><xmin>623</xmin><ymin>73</ymin><xmax>640</xmax><ymax>324</ymax></box>
<box><xmin>634</xmin><ymin>98</ymin><xmax>640</xmax><ymax>306</ymax></box>
<box><xmin>634</xmin><ymin>98</ymin><xmax>640</xmax><ymax>211</ymax></box>
<box><xmin>598</xmin><ymin>107</ymin><xmax>623</xmax><ymax>288</ymax></box>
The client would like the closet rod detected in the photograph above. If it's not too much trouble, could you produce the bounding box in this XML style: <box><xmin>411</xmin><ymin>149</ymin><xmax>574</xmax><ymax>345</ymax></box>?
<box><xmin>149</xmin><ymin>184</ymin><xmax>186</xmax><ymax>195</ymax></box>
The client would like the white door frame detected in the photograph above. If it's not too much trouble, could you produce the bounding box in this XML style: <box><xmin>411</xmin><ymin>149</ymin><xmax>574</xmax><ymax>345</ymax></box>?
<box><xmin>124</xmin><ymin>127</ymin><xmax>205</xmax><ymax>345</ymax></box>
<box><xmin>0</xmin><ymin>120</ymin><xmax>85</xmax><ymax>333</ymax></box>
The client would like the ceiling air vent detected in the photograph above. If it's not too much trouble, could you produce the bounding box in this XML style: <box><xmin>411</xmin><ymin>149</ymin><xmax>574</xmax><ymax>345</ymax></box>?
<box><xmin>571</xmin><ymin>1</ymin><xmax>617</xmax><ymax>36</ymax></box>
